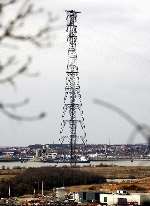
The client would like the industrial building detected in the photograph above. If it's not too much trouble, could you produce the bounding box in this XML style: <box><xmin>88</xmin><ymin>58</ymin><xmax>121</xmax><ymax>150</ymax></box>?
<box><xmin>74</xmin><ymin>191</ymin><xmax>150</xmax><ymax>205</ymax></box>
<box><xmin>100</xmin><ymin>192</ymin><xmax>150</xmax><ymax>205</ymax></box>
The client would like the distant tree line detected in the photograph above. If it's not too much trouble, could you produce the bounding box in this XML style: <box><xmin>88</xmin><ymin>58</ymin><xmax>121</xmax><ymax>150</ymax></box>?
<box><xmin>0</xmin><ymin>167</ymin><xmax>106</xmax><ymax>197</ymax></box>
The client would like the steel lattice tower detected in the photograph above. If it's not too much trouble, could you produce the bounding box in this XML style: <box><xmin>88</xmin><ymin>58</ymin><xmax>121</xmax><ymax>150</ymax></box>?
<box><xmin>59</xmin><ymin>10</ymin><xmax>87</xmax><ymax>165</ymax></box>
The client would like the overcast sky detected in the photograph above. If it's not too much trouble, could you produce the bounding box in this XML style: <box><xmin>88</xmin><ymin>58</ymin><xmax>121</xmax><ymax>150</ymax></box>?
<box><xmin>1</xmin><ymin>0</ymin><xmax>150</xmax><ymax>146</ymax></box>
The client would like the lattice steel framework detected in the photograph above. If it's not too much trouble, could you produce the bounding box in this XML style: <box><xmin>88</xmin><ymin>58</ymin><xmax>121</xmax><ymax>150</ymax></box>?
<box><xmin>59</xmin><ymin>10</ymin><xmax>87</xmax><ymax>165</ymax></box>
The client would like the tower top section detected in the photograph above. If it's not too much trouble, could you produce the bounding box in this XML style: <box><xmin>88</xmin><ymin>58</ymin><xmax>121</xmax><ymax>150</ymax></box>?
<box><xmin>66</xmin><ymin>10</ymin><xmax>81</xmax><ymax>49</ymax></box>
<box><xmin>66</xmin><ymin>10</ymin><xmax>81</xmax><ymax>17</ymax></box>
<box><xmin>66</xmin><ymin>10</ymin><xmax>81</xmax><ymax>29</ymax></box>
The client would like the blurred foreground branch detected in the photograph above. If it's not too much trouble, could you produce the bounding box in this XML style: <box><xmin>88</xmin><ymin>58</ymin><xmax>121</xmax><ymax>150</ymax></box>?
<box><xmin>94</xmin><ymin>98</ymin><xmax>150</xmax><ymax>148</ymax></box>
<box><xmin>0</xmin><ymin>0</ymin><xmax>56</xmax><ymax>120</ymax></box>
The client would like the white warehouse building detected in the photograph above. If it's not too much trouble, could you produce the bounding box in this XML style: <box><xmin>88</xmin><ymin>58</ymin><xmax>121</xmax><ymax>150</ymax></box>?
<box><xmin>100</xmin><ymin>192</ymin><xmax>150</xmax><ymax>205</ymax></box>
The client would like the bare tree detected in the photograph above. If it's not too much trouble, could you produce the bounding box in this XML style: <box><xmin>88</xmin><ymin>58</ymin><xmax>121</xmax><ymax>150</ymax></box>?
<box><xmin>0</xmin><ymin>0</ymin><xmax>55</xmax><ymax>120</ymax></box>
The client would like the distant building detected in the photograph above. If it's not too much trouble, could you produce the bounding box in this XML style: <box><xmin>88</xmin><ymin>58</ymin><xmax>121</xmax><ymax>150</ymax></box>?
<box><xmin>47</xmin><ymin>153</ymin><xmax>57</xmax><ymax>159</ymax></box>
<box><xmin>35</xmin><ymin>149</ymin><xmax>42</xmax><ymax>158</ymax></box>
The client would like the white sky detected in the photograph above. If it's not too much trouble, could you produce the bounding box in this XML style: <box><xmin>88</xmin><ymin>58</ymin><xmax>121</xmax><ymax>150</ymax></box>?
<box><xmin>1</xmin><ymin>0</ymin><xmax>150</xmax><ymax>146</ymax></box>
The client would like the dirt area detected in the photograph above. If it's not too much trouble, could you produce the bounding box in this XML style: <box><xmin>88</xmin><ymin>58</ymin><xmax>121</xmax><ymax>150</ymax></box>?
<box><xmin>68</xmin><ymin>165</ymin><xmax>150</xmax><ymax>193</ymax></box>
<box><xmin>67</xmin><ymin>177</ymin><xmax>150</xmax><ymax>193</ymax></box>
<box><xmin>78</xmin><ymin>165</ymin><xmax>150</xmax><ymax>179</ymax></box>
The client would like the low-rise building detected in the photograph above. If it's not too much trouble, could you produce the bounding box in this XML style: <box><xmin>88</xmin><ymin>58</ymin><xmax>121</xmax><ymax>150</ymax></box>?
<box><xmin>100</xmin><ymin>192</ymin><xmax>150</xmax><ymax>205</ymax></box>
<box><xmin>74</xmin><ymin>191</ymin><xmax>150</xmax><ymax>205</ymax></box>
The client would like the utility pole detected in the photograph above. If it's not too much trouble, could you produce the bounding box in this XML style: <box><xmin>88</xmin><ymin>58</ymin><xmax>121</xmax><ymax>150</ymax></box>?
<box><xmin>8</xmin><ymin>185</ymin><xmax>11</xmax><ymax>206</ymax></box>
<box><xmin>42</xmin><ymin>180</ymin><xmax>44</xmax><ymax>197</ymax></box>
<box><xmin>59</xmin><ymin>10</ymin><xmax>87</xmax><ymax>166</ymax></box>
<box><xmin>8</xmin><ymin>184</ymin><xmax>10</xmax><ymax>198</ymax></box>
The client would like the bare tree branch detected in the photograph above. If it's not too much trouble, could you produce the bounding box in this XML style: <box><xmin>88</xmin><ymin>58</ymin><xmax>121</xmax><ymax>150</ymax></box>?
<box><xmin>0</xmin><ymin>56</ymin><xmax>16</xmax><ymax>73</ymax></box>
<box><xmin>0</xmin><ymin>0</ymin><xmax>17</xmax><ymax>12</ymax></box>
<box><xmin>0</xmin><ymin>57</ymin><xmax>31</xmax><ymax>87</ymax></box>
<box><xmin>0</xmin><ymin>0</ymin><xmax>53</xmax><ymax>47</ymax></box>
<box><xmin>3</xmin><ymin>98</ymin><xmax>30</xmax><ymax>109</ymax></box>
<box><xmin>94</xmin><ymin>98</ymin><xmax>150</xmax><ymax>150</ymax></box>
<box><xmin>0</xmin><ymin>106</ymin><xmax>46</xmax><ymax>121</ymax></box>
<box><xmin>0</xmin><ymin>98</ymin><xmax>46</xmax><ymax>121</ymax></box>
<box><xmin>0</xmin><ymin>0</ymin><xmax>56</xmax><ymax>121</ymax></box>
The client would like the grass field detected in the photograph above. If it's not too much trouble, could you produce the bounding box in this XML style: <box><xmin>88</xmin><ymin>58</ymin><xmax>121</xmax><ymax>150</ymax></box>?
<box><xmin>67</xmin><ymin>177</ymin><xmax>150</xmax><ymax>193</ymax></box>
